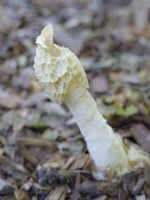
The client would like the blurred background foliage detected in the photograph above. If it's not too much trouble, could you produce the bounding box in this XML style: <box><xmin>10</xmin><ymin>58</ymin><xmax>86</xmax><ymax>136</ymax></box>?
<box><xmin>0</xmin><ymin>0</ymin><xmax>150</xmax><ymax>199</ymax></box>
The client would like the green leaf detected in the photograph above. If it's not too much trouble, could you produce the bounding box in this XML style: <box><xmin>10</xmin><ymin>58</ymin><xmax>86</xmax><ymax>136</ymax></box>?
<box><xmin>27</xmin><ymin>111</ymin><xmax>48</xmax><ymax>129</ymax></box>
<box><xmin>116</xmin><ymin>105</ymin><xmax>138</xmax><ymax>117</ymax></box>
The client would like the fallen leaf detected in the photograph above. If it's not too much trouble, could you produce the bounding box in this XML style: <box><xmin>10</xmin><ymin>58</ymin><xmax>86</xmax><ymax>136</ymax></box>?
<box><xmin>91</xmin><ymin>75</ymin><xmax>109</xmax><ymax>93</ymax></box>
<box><xmin>130</xmin><ymin>124</ymin><xmax>150</xmax><ymax>152</ymax></box>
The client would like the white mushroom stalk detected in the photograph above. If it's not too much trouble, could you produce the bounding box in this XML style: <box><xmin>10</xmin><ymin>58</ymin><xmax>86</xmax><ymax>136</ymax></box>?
<box><xmin>33</xmin><ymin>24</ymin><xmax>150</xmax><ymax>180</ymax></box>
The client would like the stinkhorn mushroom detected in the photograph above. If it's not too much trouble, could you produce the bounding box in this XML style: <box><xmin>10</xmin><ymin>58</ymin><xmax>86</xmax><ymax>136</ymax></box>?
<box><xmin>33</xmin><ymin>24</ymin><xmax>150</xmax><ymax>180</ymax></box>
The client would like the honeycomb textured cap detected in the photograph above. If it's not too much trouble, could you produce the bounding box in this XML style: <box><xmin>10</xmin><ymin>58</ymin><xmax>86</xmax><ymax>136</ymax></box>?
<box><xmin>34</xmin><ymin>24</ymin><xmax>89</xmax><ymax>103</ymax></box>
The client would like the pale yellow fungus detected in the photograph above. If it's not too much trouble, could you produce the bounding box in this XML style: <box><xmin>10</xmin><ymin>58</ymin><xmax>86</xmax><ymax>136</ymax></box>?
<box><xmin>34</xmin><ymin>24</ymin><xmax>150</xmax><ymax>180</ymax></box>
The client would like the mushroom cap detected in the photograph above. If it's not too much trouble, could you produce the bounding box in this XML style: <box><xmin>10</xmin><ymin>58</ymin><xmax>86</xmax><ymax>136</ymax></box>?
<box><xmin>34</xmin><ymin>24</ymin><xmax>89</xmax><ymax>103</ymax></box>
